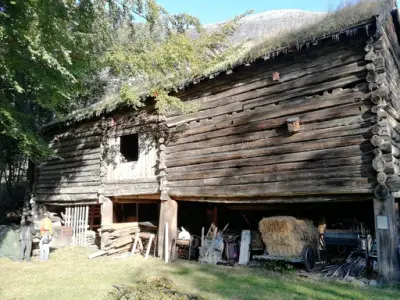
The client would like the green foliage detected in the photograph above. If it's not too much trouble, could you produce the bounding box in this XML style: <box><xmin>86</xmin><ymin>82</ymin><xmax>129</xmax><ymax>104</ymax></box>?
<box><xmin>0</xmin><ymin>0</ymin><xmax>101</xmax><ymax>159</ymax></box>
<box><xmin>0</xmin><ymin>0</ymin><xmax>244</xmax><ymax>159</ymax></box>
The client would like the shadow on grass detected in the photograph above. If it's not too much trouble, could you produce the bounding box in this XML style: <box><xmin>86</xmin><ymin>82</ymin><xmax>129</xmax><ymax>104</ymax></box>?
<box><xmin>163</xmin><ymin>262</ymin><xmax>400</xmax><ymax>300</ymax></box>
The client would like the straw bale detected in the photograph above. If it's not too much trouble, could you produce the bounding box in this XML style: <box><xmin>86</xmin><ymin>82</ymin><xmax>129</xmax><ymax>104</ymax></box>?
<box><xmin>258</xmin><ymin>216</ymin><xmax>318</xmax><ymax>256</ymax></box>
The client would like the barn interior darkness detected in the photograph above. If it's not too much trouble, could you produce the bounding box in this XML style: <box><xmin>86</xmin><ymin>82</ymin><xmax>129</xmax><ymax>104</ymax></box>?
<box><xmin>113</xmin><ymin>201</ymin><xmax>159</xmax><ymax>224</ymax></box>
<box><xmin>120</xmin><ymin>134</ymin><xmax>139</xmax><ymax>162</ymax></box>
<box><xmin>176</xmin><ymin>200</ymin><xmax>375</xmax><ymax>237</ymax></box>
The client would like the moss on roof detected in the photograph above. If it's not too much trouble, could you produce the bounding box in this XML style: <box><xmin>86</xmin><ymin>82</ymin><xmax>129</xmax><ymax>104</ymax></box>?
<box><xmin>47</xmin><ymin>0</ymin><xmax>391</xmax><ymax>128</ymax></box>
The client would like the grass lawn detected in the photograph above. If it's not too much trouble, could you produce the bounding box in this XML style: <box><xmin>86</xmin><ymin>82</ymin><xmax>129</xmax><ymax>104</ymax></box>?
<box><xmin>0</xmin><ymin>247</ymin><xmax>399</xmax><ymax>300</ymax></box>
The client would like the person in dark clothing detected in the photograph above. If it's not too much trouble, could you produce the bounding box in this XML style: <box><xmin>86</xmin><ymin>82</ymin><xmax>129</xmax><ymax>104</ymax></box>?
<box><xmin>19</xmin><ymin>216</ymin><xmax>36</xmax><ymax>262</ymax></box>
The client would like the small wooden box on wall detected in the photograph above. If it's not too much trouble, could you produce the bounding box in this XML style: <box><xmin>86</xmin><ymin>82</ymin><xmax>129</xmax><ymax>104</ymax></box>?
<box><xmin>286</xmin><ymin>117</ymin><xmax>300</xmax><ymax>133</ymax></box>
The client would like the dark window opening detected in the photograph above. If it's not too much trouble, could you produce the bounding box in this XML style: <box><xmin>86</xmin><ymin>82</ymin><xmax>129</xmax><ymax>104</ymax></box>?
<box><xmin>120</xmin><ymin>134</ymin><xmax>139</xmax><ymax>162</ymax></box>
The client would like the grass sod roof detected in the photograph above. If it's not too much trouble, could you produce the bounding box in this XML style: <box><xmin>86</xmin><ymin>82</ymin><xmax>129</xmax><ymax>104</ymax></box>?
<box><xmin>46</xmin><ymin>0</ymin><xmax>393</xmax><ymax>128</ymax></box>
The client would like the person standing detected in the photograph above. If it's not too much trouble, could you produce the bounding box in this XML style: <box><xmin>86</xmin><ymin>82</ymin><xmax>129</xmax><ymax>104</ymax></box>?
<box><xmin>19</xmin><ymin>216</ymin><xmax>35</xmax><ymax>262</ymax></box>
<box><xmin>39</xmin><ymin>212</ymin><xmax>53</xmax><ymax>261</ymax></box>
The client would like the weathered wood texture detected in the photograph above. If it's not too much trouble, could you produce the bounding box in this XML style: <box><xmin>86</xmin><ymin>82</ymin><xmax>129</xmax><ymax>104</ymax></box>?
<box><xmin>36</xmin><ymin>121</ymin><xmax>103</xmax><ymax>203</ymax></box>
<box><xmin>165</xmin><ymin>34</ymin><xmax>375</xmax><ymax>198</ymax></box>
<box><xmin>373</xmin><ymin>195</ymin><xmax>400</xmax><ymax>283</ymax></box>
<box><xmin>157</xmin><ymin>199</ymin><xmax>177</xmax><ymax>258</ymax></box>
<box><xmin>104</xmin><ymin>181</ymin><xmax>159</xmax><ymax>197</ymax></box>
<box><xmin>368</xmin><ymin>14</ymin><xmax>400</xmax><ymax>283</ymax></box>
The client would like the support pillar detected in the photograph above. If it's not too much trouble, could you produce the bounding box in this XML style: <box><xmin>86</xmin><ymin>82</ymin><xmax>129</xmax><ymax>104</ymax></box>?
<box><xmin>373</xmin><ymin>195</ymin><xmax>400</xmax><ymax>283</ymax></box>
<box><xmin>101</xmin><ymin>197</ymin><xmax>113</xmax><ymax>225</ymax></box>
<box><xmin>157</xmin><ymin>199</ymin><xmax>177</xmax><ymax>260</ymax></box>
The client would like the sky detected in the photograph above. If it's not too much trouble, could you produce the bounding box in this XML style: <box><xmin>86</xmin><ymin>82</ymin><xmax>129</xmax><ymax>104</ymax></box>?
<box><xmin>157</xmin><ymin>0</ymin><xmax>399</xmax><ymax>24</ymax></box>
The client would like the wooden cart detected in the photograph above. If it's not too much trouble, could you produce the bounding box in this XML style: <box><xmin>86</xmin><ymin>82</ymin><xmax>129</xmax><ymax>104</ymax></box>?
<box><xmin>253</xmin><ymin>245</ymin><xmax>316</xmax><ymax>272</ymax></box>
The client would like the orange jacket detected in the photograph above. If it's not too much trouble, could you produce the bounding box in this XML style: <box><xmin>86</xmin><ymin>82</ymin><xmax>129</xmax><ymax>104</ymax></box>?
<box><xmin>40</xmin><ymin>217</ymin><xmax>53</xmax><ymax>236</ymax></box>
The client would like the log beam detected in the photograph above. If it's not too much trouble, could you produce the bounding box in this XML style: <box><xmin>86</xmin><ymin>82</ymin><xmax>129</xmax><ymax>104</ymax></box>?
<box><xmin>373</xmin><ymin>195</ymin><xmax>400</xmax><ymax>283</ymax></box>
<box><xmin>157</xmin><ymin>199</ymin><xmax>177</xmax><ymax>260</ymax></box>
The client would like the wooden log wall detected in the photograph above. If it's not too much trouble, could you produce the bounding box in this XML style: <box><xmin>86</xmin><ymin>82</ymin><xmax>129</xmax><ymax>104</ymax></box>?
<box><xmin>164</xmin><ymin>33</ymin><xmax>377</xmax><ymax>199</ymax></box>
<box><xmin>370</xmin><ymin>15</ymin><xmax>400</xmax><ymax>198</ymax></box>
<box><xmin>35</xmin><ymin>108</ymin><xmax>162</xmax><ymax>203</ymax></box>
<box><xmin>36</xmin><ymin>120</ymin><xmax>104</xmax><ymax>202</ymax></box>
<box><xmin>103</xmin><ymin>110</ymin><xmax>159</xmax><ymax>197</ymax></box>
<box><xmin>369</xmin><ymin>13</ymin><xmax>400</xmax><ymax>283</ymax></box>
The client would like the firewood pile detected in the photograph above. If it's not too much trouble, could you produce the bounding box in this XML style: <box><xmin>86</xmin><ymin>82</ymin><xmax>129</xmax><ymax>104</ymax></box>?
<box><xmin>322</xmin><ymin>254</ymin><xmax>366</xmax><ymax>279</ymax></box>
<box><xmin>89</xmin><ymin>222</ymin><xmax>140</xmax><ymax>259</ymax></box>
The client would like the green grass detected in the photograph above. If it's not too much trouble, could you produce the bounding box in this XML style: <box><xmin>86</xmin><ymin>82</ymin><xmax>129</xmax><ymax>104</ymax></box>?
<box><xmin>0</xmin><ymin>247</ymin><xmax>398</xmax><ymax>300</ymax></box>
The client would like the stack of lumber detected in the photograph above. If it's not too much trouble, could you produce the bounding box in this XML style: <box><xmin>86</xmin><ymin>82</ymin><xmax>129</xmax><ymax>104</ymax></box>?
<box><xmin>89</xmin><ymin>223</ymin><xmax>139</xmax><ymax>258</ymax></box>
<box><xmin>259</xmin><ymin>216</ymin><xmax>318</xmax><ymax>256</ymax></box>
<box><xmin>323</xmin><ymin>255</ymin><xmax>366</xmax><ymax>280</ymax></box>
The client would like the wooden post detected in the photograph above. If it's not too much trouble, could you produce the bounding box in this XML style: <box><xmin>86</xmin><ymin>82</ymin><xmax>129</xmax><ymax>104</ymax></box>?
<box><xmin>157</xmin><ymin>199</ymin><xmax>178</xmax><ymax>258</ymax></box>
<box><xmin>66</xmin><ymin>207</ymin><xmax>70</xmax><ymax>227</ymax></box>
<box><xmin>238</xmin><ymin>230</ymin><xmax>251</xmax><ymax>265</ymax></box>
<box><xmin>165</xmin><ymin>223</ymin><xmax>169</xmax><ymax>263</ymax></box>
<box><xmin>101</xmin><ymin>197</ymin><xmax>113</xmax><ymax>225</ymax></box>
<box><xmin>73</xmin><ymin>206</ymin><xmax>78</xmax><ymax>245</ymax></box>
<box><xmin>80</xmin><ymin>205</ymin><xmax>83</xmax><ymax>246</ymax></box>
<box><xmin>145</xmin><ymin>234</ymin><xmax>154</xmax><ymax>259</ymax></box>
<box><xmin>374</xmin><ymin>196</ymin><xmax>400</xmax><ymax>283</ymax></box>
<box><xmin>84</xmin><ymin>205</ymin><xmax>89</xmax><ymax>246</ymax></box>
<box><xmin>131</xmin><ymin>232</ymin><xmax>139</xmax><ymax>255</ymax></box>
<box><xmin>78</xmin><ymin>205</ymin><xmax>82</xmax><ymax>246</ymax></box>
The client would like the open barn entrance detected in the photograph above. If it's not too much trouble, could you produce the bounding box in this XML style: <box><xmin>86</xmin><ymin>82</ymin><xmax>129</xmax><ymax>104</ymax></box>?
<box><xmin>112</xmin><ymin>198</ymin><xmax>160</xmax><ymax>225</ymax></box>
<box><xmin>175</xmin><ymin>198</ymin><xmax>376</xmax><ymax>267</ymax></box>
<box><xmin>177</xmin><ymin>200</ymin><xmax>375</xmax><ymax>236</ymax></box>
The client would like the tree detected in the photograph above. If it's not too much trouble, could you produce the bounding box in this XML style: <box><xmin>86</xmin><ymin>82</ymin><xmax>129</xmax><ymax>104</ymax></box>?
<box><xmin>0</xmin><ymin>0</ymin><xmax>243</xmax><ymax>160</ymax></box>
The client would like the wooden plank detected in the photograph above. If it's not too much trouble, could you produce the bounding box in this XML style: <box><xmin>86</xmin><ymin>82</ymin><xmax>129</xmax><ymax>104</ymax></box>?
<box><xmin>166</xmin><ymin>135</ymin><xmax>366</xmax><ymax>168</ymax></box>
<box><xmin>238</xmin><ymin>230</ymin><xmax>251</xmax><ymax>265</ymax></box>
<box><xmin>47</xmin><ymin>148</ymin><xmax>100</xmax><ymax>159</ymax></box>
<box><xmin>104</xmin><ymin>182</ymin><xmax>159</xmax><ymax>197</ymax></box>
<box><xmin>36</xmin><ymin>193</ymin><xmax>99</xmax><ymax>202</ymax></box>
<box><xmin>40</xmin><ymin>153</ymin><xmax>100</xmax><ymax>167</ymax></box>
<box><xmin>52</xmin><ymin>141</ymin><xmax>100</xmax><ymax>155</ymax></box>
<box><xmin>38</xmin><ymin>164</ymin><xmax>100</xmax><ymax>174</ymax></box>
<box><xmin>166</xmin><ymin>126</ymin><xmax>370</xmax><ymax>160</ymax></box>
<box><xmin>167</xmin><ymin>145</ymin><xmax>372</xmax><ymax>173</ymax></box>
<box><xmin>73</xmin><ymin>206</ymin><xmax>78</xmax><ymax>246</ymax></box>
<box><xmin>168</xmin><ymin>178</ymin><xmax>372</xmax><ymax>197</ymax></box>
<box><xmin>177</xmin><ymin>38</ymin><xmax>366</xmax><ymax>99</ymax></box>
<box><xmin>167</xmin><ymin>156</ymin><xmax>372</xmax><ymax>181</ymax></box>
<box><xmin>49</xmin><ymin>136</ymin><xmax>102</xmax><ymax>149</ymax></box>
<box><xmin>66</xmin><ymin>207</ymin><xmax>70</xmax><ymax>227</ymax></box>
<box><xmin>84</xmin><ymin>205</ymin><xmax>89</xmax><ymax>246</ymax></box>
<box><xmin>78</xmin><ymin>205</ymin><xmax>82</xmax><ymax>246</ymax></box>
<box><xmin>36</xmin><ymin>186</ymin><xmax>99</xmax><ymax>195</ymax></box>
<box><xmin>131</xmin><ymin>233</ymin><xmax>140</xmax><ymax>255</ymax></box>
<box><xmin>167</xmin><ymin>64</ymin><xmax>366</xmax><ymax>127</ymax></box>
<box><xmin>174</xmin><ymin>101</ymin><xmax>364</xmax><ymax>141</ymax></box>
<box><xmin>36</xmin><ymin>181</ymin><xmax>100</xmax><ymax>189</ymax></box>
<box><xmin>38</xmin><ymin>159</ymin><xmax>100</xmax><ymax>172</ymax></box>
<box><xmin>168</xmin><ymin>165</ymin><xmax>374</xmax><ymax>187</ymax></box>
<box><xmin>88</xmin><ymin>250</ymin><xmax>107</xmax><ymax>259</ymax></box>
<box><xmin>174</xmin><ymin>195</ymin><xmax>370</xmax><ymax>204</ymax></box>
<box><xmin>168</xmin><ymin>114</ymin><xmax>366</xmax><ymax>150</ymax></box>
<box><xmin>183</xmin><ymin>52</ymin><xmax>365</xmax><ymax>112</ymax></box>
<box><xmin>178</xmin><ymin>49</ymin><xmax>364</xmax><ymax>109</ymax></box>
<box><xmin>145</xmin><ymin>234</ymin><xmax>154</xmax><ymax>259</ymax></box>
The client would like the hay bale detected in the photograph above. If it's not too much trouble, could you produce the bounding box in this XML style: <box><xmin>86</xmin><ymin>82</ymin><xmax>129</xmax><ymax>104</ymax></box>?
<box><xmin>259</xmin><ymin>216</ymin><xmax>318</xmax><ymax>256</ymax></box>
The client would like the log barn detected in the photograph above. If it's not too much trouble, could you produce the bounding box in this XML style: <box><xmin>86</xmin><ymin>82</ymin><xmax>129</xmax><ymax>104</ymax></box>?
<box><xmin>32</xmin><ymin>1</ymin><xmax>400</xmax><ymax>281</ymax></box>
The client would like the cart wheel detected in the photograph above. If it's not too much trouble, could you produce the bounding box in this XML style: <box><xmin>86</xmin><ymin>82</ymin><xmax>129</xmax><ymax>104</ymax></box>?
<box><xmin>303</xmin><ymin>246</ymin><xmax>315</xmax><ymax>272</ymax></box>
